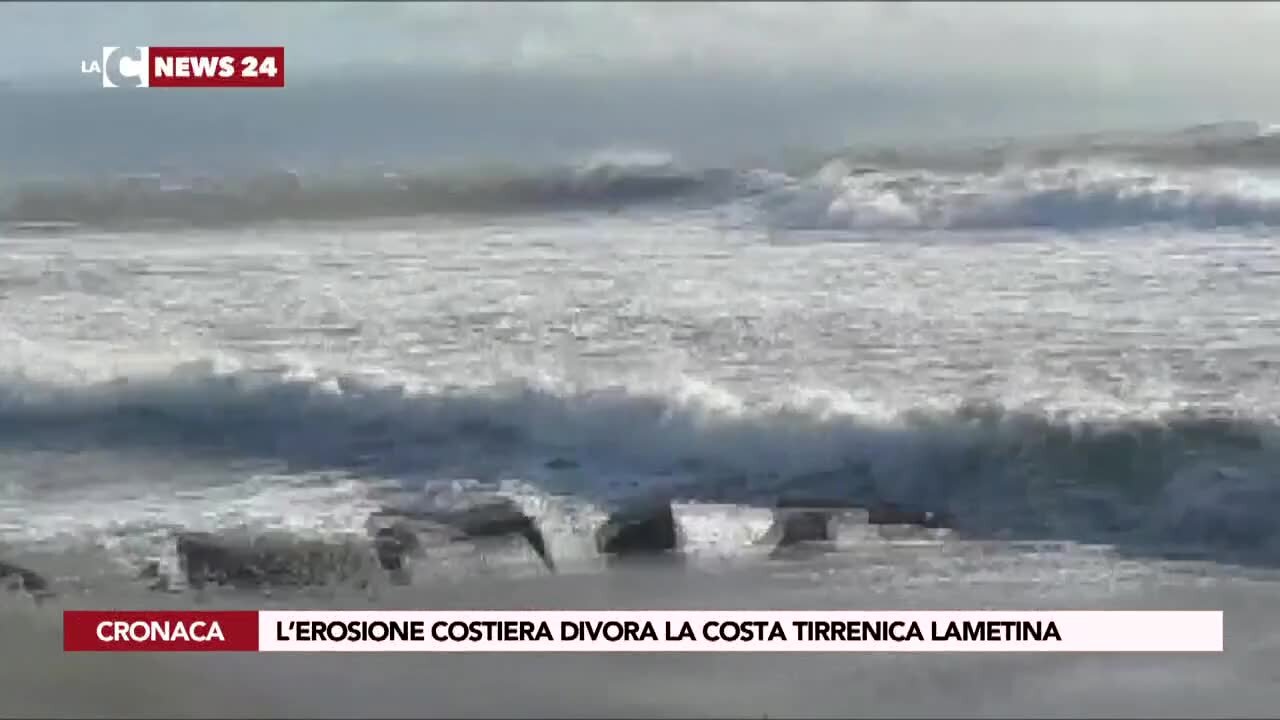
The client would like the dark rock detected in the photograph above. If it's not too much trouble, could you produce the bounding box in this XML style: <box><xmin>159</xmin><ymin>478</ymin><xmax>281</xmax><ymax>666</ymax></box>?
<box><xmin>453</xmin><ymin>500</ymin><xmax>555</xmax><ymax>572</ymax></box>
<box><xmin>373</xmin><ymin>524</ymin><xmax>418</xmax><ymax>572</ymax></box>
<box><xmin>596</xmin><ymin>501</ymin><xmax>678</xmax><ymax>556</ymax></box>
<box><xmin>372</xmin><ymin>523</ymin><xmax>418</xmax><ymax>585</ymax></box>
<box><xmin>175</xmin><ymin>531</ymin><xmax>373</xmax><ymax>590</ymax></box>
<box><xmin>137</xmin><ymin>561</ymin><xmax>161</xmax><ymax>580</ymax></box>
<box><xmin>369</xmin><ymin>497</ymin><xmax>555</xmax><ymax>572</ymax></box>
<box><xmin>867</xmin><ymin>502</ymin><xmax>951</xmax><ymax>529</ymax></box>
<box><xmin>767</xmin><ymin>496</ymin><xmax>852</xmax><ymax>548</ymax></box>
<box><xmin>774</xmin><ymin>510</ymin><xmax>834</xmax><ymax>546</ymax></box>
<box><xmin>0</xmin><ymin>560</ymin><xmax>50</xmax><ymax>596</ymax></box>
<box><xmin>545</xmin><ymin>457</ymin><xmax>579</xmax><ymax>470</ymax></box>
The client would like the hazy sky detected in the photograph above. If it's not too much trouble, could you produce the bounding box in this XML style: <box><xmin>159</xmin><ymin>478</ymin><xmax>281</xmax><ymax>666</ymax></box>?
<box><xmin>2</xmin><ymin>2</ymin><xmax>1279</xmax><ymax>174</ymax></box>
<box><xmin>4</xmin><ymin>2</ymin><xmax>1278</xmax><ymax>90</ymax></box>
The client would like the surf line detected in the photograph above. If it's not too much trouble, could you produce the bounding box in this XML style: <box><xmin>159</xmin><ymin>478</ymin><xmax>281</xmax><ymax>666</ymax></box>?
<box><xmin>790</xmin><ymin>620</ymin><xmax>1062</xmax><ymax>642</ymax></box>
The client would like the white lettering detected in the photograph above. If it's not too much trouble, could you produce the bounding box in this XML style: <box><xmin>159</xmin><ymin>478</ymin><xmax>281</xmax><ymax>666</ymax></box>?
<box><xmin>153</xmin><ymin>55</ymin><xmax>242</xmax><ymax>79</ymax></box>
<box><xmin>190</xmin><ymin>56</ymin><xmax>219</xmax><ymax>77</ymax></box>
<box><xmin>258</xmin><ymin>56</ymin><xmax>277</xmax><ymax>77</ymax></box>
<box><xmin>95</xmin><ymin>620</ymin><xmax>225</xmax><ymax>642</ymax></box>
<box><xmin>153</xmin><ymin>55</ymin><xmax>239</xmax><ymax>79</ymax></box>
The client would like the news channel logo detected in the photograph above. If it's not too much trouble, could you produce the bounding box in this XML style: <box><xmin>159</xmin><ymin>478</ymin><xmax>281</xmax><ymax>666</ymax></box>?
<box><xmin>80</xmin><ymin>47</ymin><xmax>149</xmax><ymax>88</ymax></box>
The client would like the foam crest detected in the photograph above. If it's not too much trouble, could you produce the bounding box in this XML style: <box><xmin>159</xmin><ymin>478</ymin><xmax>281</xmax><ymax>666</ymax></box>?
<box><xmin>0</xmin><ymin>365</ymin><xmax>1276</xmax><ymax>559</ymax></box>
<box><xmin>762</xmin><ymin>163</ymin><xmax>1280</xmax><ymax>231</ymax></box>
<box><xmin>10</xmin><ymin>122</ymin><xmax>1280</xmax><ymax>232</ymax></box>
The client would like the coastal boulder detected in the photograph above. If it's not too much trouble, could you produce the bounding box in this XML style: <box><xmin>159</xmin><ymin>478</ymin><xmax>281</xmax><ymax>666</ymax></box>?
<box><xmin>372</xmin><ymin>523</ymin><xmax>419</xmax><ymax>573</ymax></box>
<box><xmin>768</xmin><ymin>496</ymin><xmax>855</xmax><ymax>547</ymax></box>
<box><xmin>773</xmin><ymin>510</ymin><xmax>835</xmax><ymax>546</ymax></box>
<box><xmin>367</xmin><ymin>497</ymin><xmax>555</xmax><ymax>572</ymax></box>
<box><xmin>0</xmin><ymin>560</ymin><xmax>52</xmax><ymax>599</ymax></box>
<box><xmin>368</xmin><ymin>522</ymin><xmax>421</xmax><ymax>586</ymax></box>
<box><xmin>595</xmin><ymin>500</ymin><xmax>679</xmax><ymax>556</ymax></box>
<box><xmin>175</xmin><ymin>531</ymin><xmax>374</xmax><ymax>590</ymax></box>
<box><xmin>867</xmin><ymin>501</ymin><xmax>951</xmax><ymax>529</ymax></box>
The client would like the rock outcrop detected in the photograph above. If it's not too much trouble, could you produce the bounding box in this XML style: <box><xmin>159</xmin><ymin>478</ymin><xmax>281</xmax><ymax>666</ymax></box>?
<box><xmin>766</xmin><ymin>496</ymin><xmax>951</xmax><ymax>540</ymax></box>
<box><xmin>595</xmin><ymin>500</ymin><xmax>678</xmax><ymax>556</ymax></box>
<box><xmin>768</xmin><ymin>496</ymin><xmax>852</xmax><ymax>547</ymax></box>
<box><xmin>773</xmin><ymin>510</ymin><xmax>835</xmax><ymax>546</ymax></box>
<box><xmin>368</xmin><ymin>497</ymin><xmax>556</xmax><ymax>572</ymax></box>
<box><xmin>175</xmin><ymin>531</ymin><xmax>374</xmax><ymax>590</ymax></box>
<box><xmin>372</xmin><ymin>524</ymin><xmax>419</xmax><ymax>573</ymax></box>
<box><xmin>867</xmin><ymin>502</ymin><xmax>952</xmax><ymax>529</ymax></box>
<box><xmin>0</xmin><ymin>560</ymin><xmax>52</xmax><ymax>598</ymax></box>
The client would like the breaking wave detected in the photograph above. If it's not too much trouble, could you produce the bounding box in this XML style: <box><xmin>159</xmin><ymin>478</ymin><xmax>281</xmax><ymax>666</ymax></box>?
<box><xmin>0</xmin><ymin>150</ymin><xmax>734</xmax><ymax>230</ymax></box>
<box><xmin>759</xmin><ymin>162</ymin><xmax>1280</xmax><ymax>231</ymax></box>
<box><xmin>10</xmin><ymin>122</ymin><xmax>1280</xmax><ymax>232</ymax></box>
<box><xmin>2</xmin><ymin>364</ymin><xmax>1278</xmax><ymax>563</ymax></box>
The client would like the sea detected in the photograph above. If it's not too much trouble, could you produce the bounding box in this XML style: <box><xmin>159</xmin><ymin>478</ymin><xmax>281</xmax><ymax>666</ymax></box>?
<box><xmin>2</xmin><ymin>117</ymin><xmax>1279</xmax><ymax>717</ymax></box>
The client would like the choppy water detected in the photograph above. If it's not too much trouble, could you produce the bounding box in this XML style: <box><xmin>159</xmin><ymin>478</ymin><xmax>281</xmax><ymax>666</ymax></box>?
<box><xmin>3</xmin><ymin>122</ymin><xmax>1280</xmax><ymax>716</ymax></box>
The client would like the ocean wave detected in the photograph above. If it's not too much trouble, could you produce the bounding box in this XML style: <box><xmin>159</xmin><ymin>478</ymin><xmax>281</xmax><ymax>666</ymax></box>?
<box><xmin>758</xmin><ymin>161</ymin><xmax>1280</xmax><ymax>231</ymax></box>
<box><xmin>13</xmin><ymin>159</ymin><xmax>1280</xmax><ymax>233</ymax></box>
<box><xmin>757</xmin><ymin>121</ymin><xmax>1280</xmax><ymax>231</ymax></box>
<box><xmin>9</xmin><ymin>121</ymin><xmax>1280</xmax><ymax>232</ymax></box>
<box><xmin>0</xmin><ymin>151</ymin><xmax>731</xmax><ymax>229</ymax></box>
<box><xmin>820</xmin><ymin>121</ymin><xmax>1280</xmax><ymax>174</ymax></box>
<box><xmin>1</xmin><ymin>365</ymin><xmax>1277</xmax><ymax>560</ymax></box>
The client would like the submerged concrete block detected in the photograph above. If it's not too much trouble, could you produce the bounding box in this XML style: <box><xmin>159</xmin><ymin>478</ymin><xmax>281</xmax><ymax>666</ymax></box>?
<box><xmin>596</xmin><ymin>501</ymin><xmax>678</xmax><ymax>556</ymax></box>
